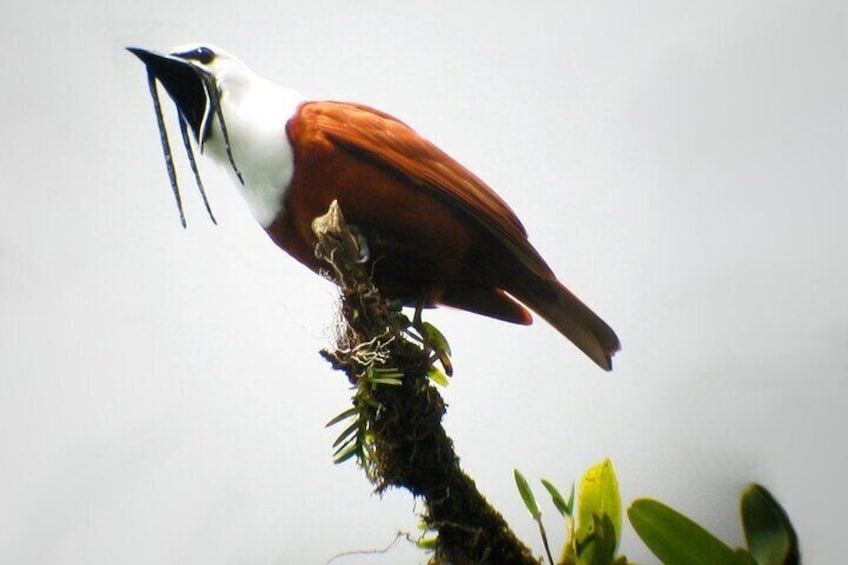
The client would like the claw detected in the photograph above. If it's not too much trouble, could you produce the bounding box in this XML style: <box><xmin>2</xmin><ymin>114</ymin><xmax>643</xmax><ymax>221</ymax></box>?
<box><xmin>355</xmin><ymin>230</ymin><xmax>370</xmax><ymax>263</ymax></box>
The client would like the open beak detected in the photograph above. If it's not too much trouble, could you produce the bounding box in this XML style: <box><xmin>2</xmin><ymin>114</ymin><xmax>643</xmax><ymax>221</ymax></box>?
<box><xmin>127</xmin><ymin>47</ymin><xmax>213</xmax><ymax>144</ymax></box>
<box><xmin>128</xmin><ymin>46</ymin><xmax>220</xmax><ymax>227</ymax></box>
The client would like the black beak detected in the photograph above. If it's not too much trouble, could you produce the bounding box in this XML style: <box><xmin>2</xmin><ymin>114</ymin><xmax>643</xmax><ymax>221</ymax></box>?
<box><xmin>128</xmin><ymin>46</ymin><xmax>221</xmax><ymax>227</ymax></box>
<box><xmin>127</xmin><ymin>47</ymin><xmax>212</xmax><ymax>144</ymax></box>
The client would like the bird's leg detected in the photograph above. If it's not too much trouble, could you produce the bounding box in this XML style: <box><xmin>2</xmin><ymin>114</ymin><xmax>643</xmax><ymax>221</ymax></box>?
<box><xmin>412</xmin><ymin>294</ymin><xmax>425</xmax><ymax>332</ymax></box>
<box><xmin>408</xmin><ymin>293</ymin><xmax>453</xmax><ymax>377</ymax></box>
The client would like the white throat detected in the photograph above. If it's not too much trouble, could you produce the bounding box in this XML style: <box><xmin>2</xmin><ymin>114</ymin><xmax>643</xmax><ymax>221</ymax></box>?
<box><xmin>203</xmin><ymin>73</ymin><xmax>305</xmax><ymax>227</ymax></box>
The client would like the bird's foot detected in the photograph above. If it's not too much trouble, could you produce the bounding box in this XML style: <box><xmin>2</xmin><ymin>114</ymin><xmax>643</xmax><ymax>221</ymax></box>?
<box><xmin>402</xmin><ymin>298</ymin><xmax>453</xmax><ymax>377</ymax></box>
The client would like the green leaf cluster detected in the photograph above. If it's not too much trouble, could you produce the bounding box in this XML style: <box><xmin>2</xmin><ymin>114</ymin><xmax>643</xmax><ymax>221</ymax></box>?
<box><xmin>515</xmin><ymin>460</ymin><xmax>798</xmax><ymax>565</ymax></box>
<box><xmin>326</xmin><ymin>316</ymin><xmax>454</xmax><ymax>473</ymax></box>
<box><xmin>397</xmin><ymin>313</ymin><xmax>454</xmax><ymax>381</ymax></box>
<box><xmin>326</xmin><ymin>366</ymin><xmax>403</xmax><ymax>469</ymax></box>
<box><xmin>517</xmin><ymin>459</ymin><xmax>626</xmax><ymax>565</ymax></box>
<box><xmin>629</xmin><ymin>484</ymin><xmax>798</xmax><ymax>565</ymax></box>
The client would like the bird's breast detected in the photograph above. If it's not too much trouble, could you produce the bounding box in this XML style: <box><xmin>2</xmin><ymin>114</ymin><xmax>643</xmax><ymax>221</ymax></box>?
<box><xmin>205</xmin><ymin>82</ymin><xmax>305</xmax><ymax>227</ymax></box>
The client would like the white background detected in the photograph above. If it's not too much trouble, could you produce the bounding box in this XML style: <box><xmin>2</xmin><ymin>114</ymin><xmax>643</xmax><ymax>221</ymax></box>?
<box><xmin>2</xmin><ymin>1</ymin><xmax>845</xmax><ymax>563</ymax></box>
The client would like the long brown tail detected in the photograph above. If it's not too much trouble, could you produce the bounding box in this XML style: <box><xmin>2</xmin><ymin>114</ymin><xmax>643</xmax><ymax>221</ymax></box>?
<box><xmin>517</xmin><ymin>278</ymin><xmax>621</xmax><ymax>371</ymax></box>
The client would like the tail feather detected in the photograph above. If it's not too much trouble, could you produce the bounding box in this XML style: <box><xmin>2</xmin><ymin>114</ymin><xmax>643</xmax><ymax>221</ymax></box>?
<box><xmin>441</xmin><ymin>284</ymin><xmax>533</xmax><ymax>326</ymax></box>
<box><xmin>516</xmin><ymin>279</ymin><xmax>620</xmax><ymax>371</ymax></box>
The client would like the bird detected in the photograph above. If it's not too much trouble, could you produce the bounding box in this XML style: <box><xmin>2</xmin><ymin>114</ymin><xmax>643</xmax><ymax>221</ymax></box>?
<box><xmin>128</xmin><ymin>43</ymin><xmax>621</xmax><ymax>370</ymax></box>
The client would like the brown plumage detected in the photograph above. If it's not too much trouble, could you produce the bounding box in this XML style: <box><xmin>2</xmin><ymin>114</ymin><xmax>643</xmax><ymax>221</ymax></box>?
<box><xmin>266</xmin><ymin>101</ymin><xmax>620</xmax><ymax>370</ymax></box>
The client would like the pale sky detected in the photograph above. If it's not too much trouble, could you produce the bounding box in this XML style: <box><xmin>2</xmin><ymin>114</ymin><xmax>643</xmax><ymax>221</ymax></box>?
<box><xmin>2</xmin><ymin>2</ymin><xmax>846</xmax><ymax>563</ymax></box>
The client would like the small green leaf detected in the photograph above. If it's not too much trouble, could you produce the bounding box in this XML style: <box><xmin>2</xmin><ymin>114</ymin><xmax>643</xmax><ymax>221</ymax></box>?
<box><xmin>368</xmin><ymin>376</ymin><xmax>403</xmax><ymax>386</ymax></box>
<box><xmin>417</xmin><ymin>537</ymin><xmax>439</xmax><ymax>551</ymax></box>
<box><xmin>325</xmin><ymin>407</ymin><xmax>358</xmax><ymax>428</ymax></box>
<box><xmin>332</xmin><ymin>433</ymin><xmax>357</xmax><ymax>455</ymax></box>
<box><xmin>368</xmin><ymin>367</ymin><xmax>403</xmax><ymax>379</ymax></box>
<box><xmin>332</xmin><ymin>442</ymin><xmax>359</xmax><ymax>464</ymax></box>
<box><xmin>364</xmin><ymin>367</ymin><xmax>403</xmax><ymax>386</ymax></box>
<box><xmin>740</xmin><ymin>484</ymin><xmax>799</xmax><ymax>565</ymax></box>
<box><xmin>567</xmin><ymin>482</ymin><xmax>576</xmax><ymax>515</ymax></box>
<box><xmin>514</xmin><ymin>469</ymin><xmax>541</xmax><ymax>520</ymax></box>
<box><xmin>422</xmin><ymin>321</ymin><xmax>452</xmax><ymax>357</ymax></box>
<box><xmin>628</xmin><ymin>498</ymin><xmax>743</xmax><ymax>565</ymax></box>
<box><xmin>576</xmin><ymin>459</ymin><xmax>622</xmax><ymax>554</ymax></box>
<box><xmin>427</xmin><ymin>366</ymin><xmax>450</xmax><ymax>387</ymax></box>
<box><xmin>331</xmin><ymin>420</ymin><xmax>360</xmax><ymax>448</ymax></box>
<box><xmin>541</xmin><ymin>479</ymin><xmax>572</xmax><ymax>518</ymax></box>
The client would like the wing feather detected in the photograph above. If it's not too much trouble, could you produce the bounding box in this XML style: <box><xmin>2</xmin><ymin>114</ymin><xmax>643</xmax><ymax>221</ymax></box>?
<box><xmin>299</xmin><ymin>101</ymin><xmax>553</xmax><ymax>278</ymax></box>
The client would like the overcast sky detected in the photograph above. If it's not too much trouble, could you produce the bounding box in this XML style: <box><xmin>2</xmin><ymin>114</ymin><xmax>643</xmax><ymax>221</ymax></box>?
<box><xmin>2</xmin><ymin>1</ymin><xmax>846</xmax><ymax>563</ymax></box>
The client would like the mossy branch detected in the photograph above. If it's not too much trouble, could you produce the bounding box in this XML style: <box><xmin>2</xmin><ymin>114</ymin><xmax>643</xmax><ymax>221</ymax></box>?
<box><xmin>313</xmin><ymin>200</ymin><xmax>538</xmax><ymax>564</ymax></box>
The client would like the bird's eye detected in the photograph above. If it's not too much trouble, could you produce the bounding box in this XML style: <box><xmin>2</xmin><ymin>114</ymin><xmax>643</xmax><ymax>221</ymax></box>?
<box><xmin>175</xmin><ymin>46</ymin><xmax>216</xmax><ymax>65</ymax></box>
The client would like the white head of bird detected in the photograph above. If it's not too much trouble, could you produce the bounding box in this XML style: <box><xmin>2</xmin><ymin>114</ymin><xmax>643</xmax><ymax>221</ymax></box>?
<box><xmin>130</xmin><ymin>43</ymin><xmax>304</xmax><ymax>226</ymax></box>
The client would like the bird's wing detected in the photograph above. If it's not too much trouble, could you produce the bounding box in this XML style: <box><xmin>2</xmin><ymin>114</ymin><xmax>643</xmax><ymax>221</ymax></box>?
<box><xmin>298</xmin><ymin>101</ymin><xmax>553</xmax><ymax>278</ymax></box>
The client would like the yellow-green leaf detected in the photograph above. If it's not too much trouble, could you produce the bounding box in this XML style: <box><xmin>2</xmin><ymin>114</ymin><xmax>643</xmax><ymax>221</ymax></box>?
<box><xmin>422</xmin><ymin>321</ymin><xmax>452</xmax><ymax>356</ymax></box>
<box><xmin>427</xmin><ymin>366</ymin><xmax>450</xmax><ymax>387</ymax></box>
<box><xmin>576</xmin><ymin>459</ymin><xmax>622</xmax><ymax>553</ymax></box>
<box><xmin>417</xmin><ymin>537</ymin><xmax>439</xmax><ymax>551</ymax></box>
